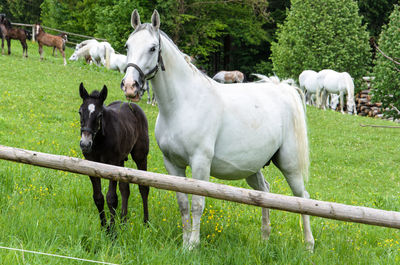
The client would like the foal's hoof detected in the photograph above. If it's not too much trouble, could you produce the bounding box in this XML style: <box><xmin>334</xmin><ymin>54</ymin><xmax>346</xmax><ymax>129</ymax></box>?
<box><xmin>106</xmin><ymin>225</ymin><xmax>117</xmax><ymax>240</ymax></box>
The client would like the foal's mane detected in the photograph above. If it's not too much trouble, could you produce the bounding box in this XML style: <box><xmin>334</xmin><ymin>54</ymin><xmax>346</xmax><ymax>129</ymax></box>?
<box><xmin>88</xmin><ymin>90</ymin><xmax>101</xmax><ymax>99</ymax></box>
<box><xmin>1</xmin><ymin>16</ymin><xmax>12</xmax><ymax>28</ymax></box>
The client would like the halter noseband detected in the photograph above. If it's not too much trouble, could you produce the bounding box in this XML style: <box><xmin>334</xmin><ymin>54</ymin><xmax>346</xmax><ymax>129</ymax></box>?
<box><xmin>124</xmin><ymin>33</ymin><xmax>165</xmax><ymax>90</ymax></box>
<box><xmin>80</xmin><ymin>112</ymin><xmax>102</xmax><ymax>139</ymax></box>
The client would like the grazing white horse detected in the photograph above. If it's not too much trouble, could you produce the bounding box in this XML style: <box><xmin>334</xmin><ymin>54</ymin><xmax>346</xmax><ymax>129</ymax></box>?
<box><xmin>319</xmin><ymin>70</ymin><xmax>357</xmax><ymax>115</ymax></box>
<box><xmin>69</xmin><ymin>41</ymin><xmax>97</xmax><ymax>63</ymax></box>
<box><xmin>108</xmin><ymin>52</ymin><xmax>127</xmax><ymax>73</ymax></box>
<box><xmin>299</xmin><ymin>70</ymin><xmax>320</xmax><ymax>106</ymax></box>
<box><xmin>89</xmin><ymin>41</ymin><xmax>114</xmax><ymax>67</ymax></box>
<box><xmin>213</xmin><ymin>70</ymin><xmax>244</xmax><ymax>83</ymax></box>
<box><xmin>120</xmin><ymin>10</ymin><xmax>314</xmax><ymax>251</ymax></box>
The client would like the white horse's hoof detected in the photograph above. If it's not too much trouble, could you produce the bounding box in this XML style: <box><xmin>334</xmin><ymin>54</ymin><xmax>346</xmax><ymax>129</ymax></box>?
<box><xmin>305</xmin><ymin>238</ymin><xmax>315</xmax><ymax>253</ymax></box>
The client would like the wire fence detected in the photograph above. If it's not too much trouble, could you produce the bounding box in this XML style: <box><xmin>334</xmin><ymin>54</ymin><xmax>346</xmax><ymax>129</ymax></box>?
<box><xmin>11</xmin><ymin>22</ymin><xmax>107</xmax><ymax>48</ymax></box>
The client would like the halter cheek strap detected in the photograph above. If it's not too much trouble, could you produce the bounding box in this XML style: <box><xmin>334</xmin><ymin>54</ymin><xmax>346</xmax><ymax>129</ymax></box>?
<box><xmin>124</xmin><ymin>34</ymin><xmax>165</xmax><ymax>90</ymax></box>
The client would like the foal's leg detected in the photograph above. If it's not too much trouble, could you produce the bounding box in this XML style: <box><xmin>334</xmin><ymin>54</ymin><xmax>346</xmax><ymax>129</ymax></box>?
<box><xmin>6</xmin><ymin>38</ymin><xmax>11</xmax><ymax>55</ymax></box>
<box><xmin>246</xmin><ymin>171</ymin><xmax>271</xmax><ymax>240</ymax></box>
<box><xmin>38</xmin><ymin>44</ymin><xmax>43</xmax><ymax>60</ymax></box>
<box><xmin>89</xmin><ymin>176</ymin><xmax>106</xmax><ymax>227</ymax></box>
<box><xmin>163</xmin><ymin>156</ymin><xmax>191</xmax><ymax>247</ymax></box>
<box><xmin>1</xmin><ymin>37</ymin><xmax>4</xmax><ymax>55</ymax></box>
<box><xmin>20</xmin><ymin>40</ymin><xmax>27</xmax><ymax>57</ymax></box>
<box><xmin>119</xmin><ymin>181</ymin><xmax>130</xmax><ymax>224</ymax></box>
<box><xmin>59</xmin><ymin>48</ymin><xmax>67</xmax><ymax>65</ymax></box>
<box><xmin>106</xmin><ymin>180</ymin><xmax>118</xmax><ymax>230</ymax></box>
<box><xmin>133</xmin><ymin>156</ymin><xmax>149</xmax><ymax>223</ymax></box>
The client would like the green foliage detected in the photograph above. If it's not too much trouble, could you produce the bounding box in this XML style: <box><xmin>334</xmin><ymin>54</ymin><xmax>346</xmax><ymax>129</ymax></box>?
<box><xmin>358</xmin><ymin>0</ymin><xmax>398</xmax><ymax>38</ymax></box>
<box><xmin>371</xmin><ymin>5</ymin><xmax>400</xmax><ymax>119</ymax></box>
<box><xmin>38</xmin><ymin>0</ymin><xmax>273</xmax><ymax>76</ymax></box>
<box><xmin>271</xmin><ymin>0</ymin><xmax>371</xmax><ymax>88</ymax></box>
<box><xmin>40</xmin><ymin>0</ymin><xmax>97</xmax><ymax>34</ymax></box>
<box><xmin>4</xmin><ymin>0</ymin><xmax>43</xmax><ymax>23</ymax></box>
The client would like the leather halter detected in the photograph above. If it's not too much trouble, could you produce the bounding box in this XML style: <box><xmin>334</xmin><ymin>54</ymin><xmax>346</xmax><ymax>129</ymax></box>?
<box><xmin>124</xmin><ymin>33</ymin><xmax>165</xmax><ymax>90</ymax></box>
<box><xmin>80</xmin><ymin>113</ymin><xmax>102</xmax><ymax>139</ymax></box>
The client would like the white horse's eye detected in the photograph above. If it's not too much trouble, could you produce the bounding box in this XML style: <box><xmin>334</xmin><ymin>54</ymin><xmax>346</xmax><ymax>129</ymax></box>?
<box><xmin>150</xmin><ymin>46</ymin><xmax>156</xmax><ymax>52</ymax></box>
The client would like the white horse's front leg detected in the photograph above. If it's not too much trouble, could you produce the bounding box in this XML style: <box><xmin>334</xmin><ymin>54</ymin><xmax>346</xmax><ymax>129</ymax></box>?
<box><xmin>188</xmin><ymin>154</ymin><xmax>212</xmax><ymax>250</ymax></box>
<box><xmin>163</xmin><ymin>156</ymin><xmax>191</xmax><ymax>247</ymax></box>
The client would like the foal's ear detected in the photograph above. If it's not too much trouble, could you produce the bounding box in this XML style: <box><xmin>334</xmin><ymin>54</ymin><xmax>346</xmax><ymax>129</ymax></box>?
<box><xmin>100</xmin><ymin>85</ymin><xmax>108</xmax><ymax>103</ymax></box>
<box><xmin>131</xmin><ymin>9</ymin><xmax>141</xmax><ymax>29</ymax></box>
<box><xmin>79</xmin><ymin>82</ymin><xmax>89</xmax><ymax>100</ymax></box>
<box><xmin>151</xmin><ymin>10</ymin><xmax>160</xmax><ymax>30</ymax></box>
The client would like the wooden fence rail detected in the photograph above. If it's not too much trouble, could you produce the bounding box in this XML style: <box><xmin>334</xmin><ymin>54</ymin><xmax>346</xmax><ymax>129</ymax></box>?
<box><xmin>1</xmin><ymin>144</ymin><xmax>400</xmax><ymax>229</ymax></box>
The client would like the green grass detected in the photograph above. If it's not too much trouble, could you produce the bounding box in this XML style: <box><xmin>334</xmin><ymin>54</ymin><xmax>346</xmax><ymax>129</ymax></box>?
<box><xmin>0</xmin><ymin>40</ymin><xmax>400</xmax><ymax>264</ymax></box>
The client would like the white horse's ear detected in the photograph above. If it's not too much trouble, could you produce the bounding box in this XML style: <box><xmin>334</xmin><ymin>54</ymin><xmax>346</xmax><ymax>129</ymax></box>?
<box><xmin>131</xmin><ymin>9</ymin><xmax>141</xmax><ymax>29</ymax></box>
<box><xmin>151</xmin><ymin>10</ymin><xmax>160</xmax><ymax>30</ymax></box>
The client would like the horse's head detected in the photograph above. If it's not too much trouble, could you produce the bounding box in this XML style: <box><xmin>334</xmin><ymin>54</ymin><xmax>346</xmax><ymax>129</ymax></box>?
<box><xmin>78</xmin><ymin>83</ymin><xmax>107</xmax><ymax>153</ymax></box>
<box><xmin>121</xmin><ymin>9</ymin><xmax>163</xmax><ymax>102</ymax></box>
<box><xmin>34</xmin><ymin>23</ymin><xmax>41</xmax><ymax>36</ymax></box>
<box><xmin>346</xmin><ymin>100</ymin><xmax>357</xmax><ymax>115</ymax></box>
<box><xmin>69</xmin><ymin>51</ymin><xmax>79</xmax><ymax>61</ymax></box>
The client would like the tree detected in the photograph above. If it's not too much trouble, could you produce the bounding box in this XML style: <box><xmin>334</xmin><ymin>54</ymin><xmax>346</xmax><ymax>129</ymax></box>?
<box><xmin>358</xmin><ymin>0</ymin><xmax>398</xmax><ymax>38</ymax></box>
<box><xmin>0</xmin><ymin>0</ymin><xmax>43</xmax><ymax>23</ymax></box>
<box><xmin>270</xmin><ymin>0</ymin><xmax>371</xmax><ymax>89</ymax></box>
<box><xmin>92</xmin><ymin>0</ymin><xmax>272</xmax><ymax>76</ymax></box>
<box><xmin>371</xmin><ymin>5</ymin><xmax>400</xmax><ymax>119</ymax></box>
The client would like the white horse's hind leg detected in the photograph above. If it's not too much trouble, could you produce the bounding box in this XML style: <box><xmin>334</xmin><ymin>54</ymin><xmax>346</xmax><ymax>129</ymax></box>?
<box><xmin>163</xmin><ymin>157</ymin><xmax>192</xmax><ymax>247</ymax></box>
<box><xmin>246</xmin><ymin>171</ymin><xmax>271</xmax><ymax>240</ymax></box>
<box><xmin>273</xmin><ymin>152</ymin><xmax>314</xmax><ymax>251</ymax></box>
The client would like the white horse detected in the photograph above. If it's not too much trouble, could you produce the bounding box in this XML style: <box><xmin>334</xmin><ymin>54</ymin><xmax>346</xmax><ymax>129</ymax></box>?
<box><xmin>108</xmin><ymin>52</ymin><xmax>127</xmax><ymax>73</ymax></box>
<box><xmin>69</xmin><ymin>41</ymin><xmax>97</xmax><ymax>63</ymax></box>
<box><xmin>75</xmin><ymin>39</ymin><xmax>98</xmax><ymax>51</ymax></box>
<box><xmin>120</xmin><ymin>10</ymin><xmax>314</xmax><ymax>251</ymax></box>
<box><xmin>319</xmin><ymin>70</ymin><xmax>357</xmax><ymax>115</ymax></box>
<box><xmin>89</xmin><ymin>41</ymin><xmax>114</xmax><ymax>67</ymax></box>
<box><xmin>299</xmin><ymin>70</ymin><xmax>320</xmax><ymax>106</ymax></box>
<box><xmin>213</xmin><ymin>70</ymin><xmax>244</xmax><ymax>83</ymax></box>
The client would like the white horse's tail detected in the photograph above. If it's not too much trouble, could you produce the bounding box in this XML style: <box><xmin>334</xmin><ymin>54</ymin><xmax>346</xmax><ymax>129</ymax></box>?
<box><xmin>282</xmin><ymin>83</ymin><xmax>309</xmax><ymax>181</ymax></box>
<box><xmin>105</xmin><ymin>44</ymin><xmax>111</xmax><ymax>69</ymax></box>
<box><xmin>342</xmin><ymin>72</ymin><xmax>356</xmax><ymax>114</ymax></box>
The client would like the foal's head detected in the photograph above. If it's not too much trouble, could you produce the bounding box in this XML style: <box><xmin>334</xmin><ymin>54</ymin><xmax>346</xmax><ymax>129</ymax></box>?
<box><xmin>78</xmin><ymin>83</ymin><xmax>108</xmax><ymax>153</ymax></box>
<box><xmin>34</xmin><ymin>23</ymin><xmax>42</xmax><ymax>36</ymax></box>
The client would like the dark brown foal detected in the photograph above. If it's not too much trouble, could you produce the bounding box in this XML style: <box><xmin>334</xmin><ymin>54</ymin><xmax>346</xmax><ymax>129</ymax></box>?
<box><xmin>78</xmin><ymin>83</ymin><xmax>150</xmax><ymax>233</ymax></box>
<box><xmin>0</xmin><ymin>15</ymin><xmax>28</xmax><ymax>57</ymax></box>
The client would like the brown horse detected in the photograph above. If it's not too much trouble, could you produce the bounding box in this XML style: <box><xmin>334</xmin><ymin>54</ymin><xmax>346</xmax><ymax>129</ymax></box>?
<box><xmin>0</xmin><ymin>15</ymin><xmax>29</xmax><ymax>57</ymax></box>
<box><xmin>53</xmin><ymin>33</ymin><xmax>67</xmax><ymax>56</ymax></box>
<box><xmin>34</xmin><ymin>23</ymin><xmax>66</xmax><ymax>65</ymax></box>
<box><xmin>212</xmin><ymin>70</ymin><xmax>245</xmax><ymax>83</ymax></box>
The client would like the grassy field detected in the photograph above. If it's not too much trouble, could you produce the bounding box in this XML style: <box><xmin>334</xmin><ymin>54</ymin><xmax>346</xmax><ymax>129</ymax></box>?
<box><xmin>0</xmin><ymin>40</ymin><xmax>400</xmax><ymax>264</ymax></box>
